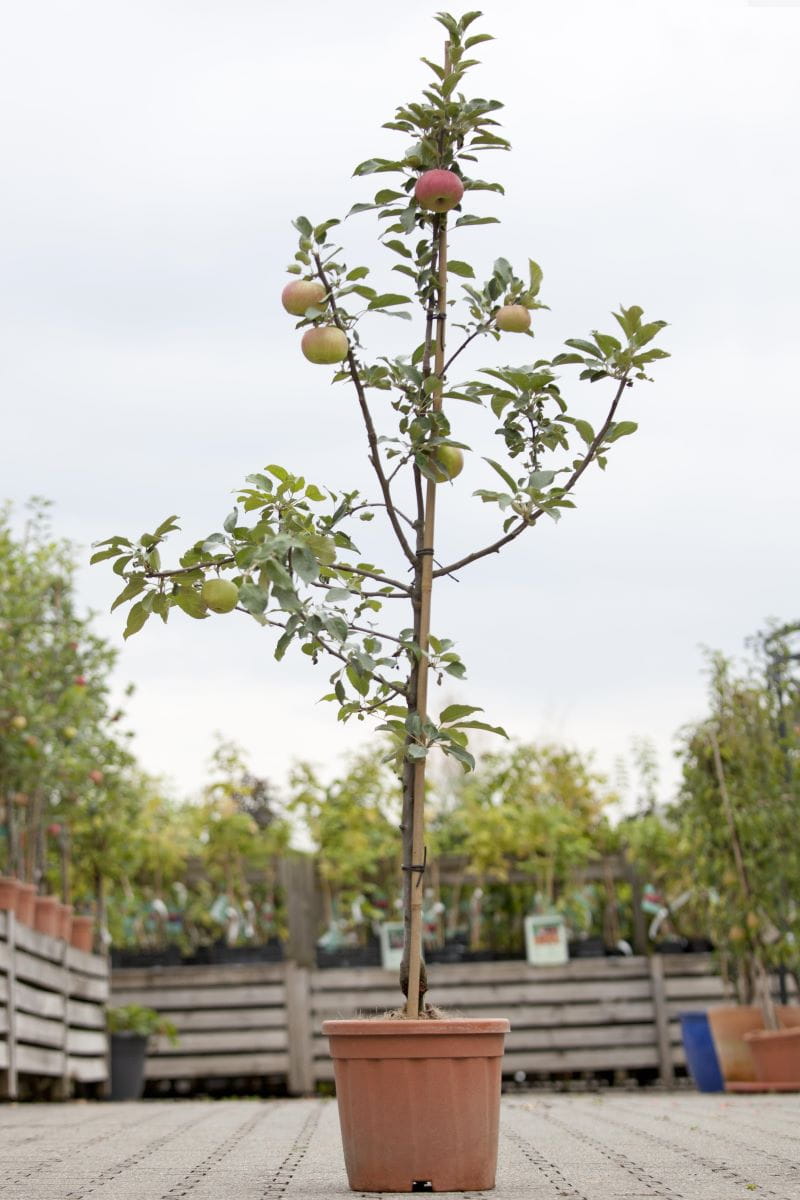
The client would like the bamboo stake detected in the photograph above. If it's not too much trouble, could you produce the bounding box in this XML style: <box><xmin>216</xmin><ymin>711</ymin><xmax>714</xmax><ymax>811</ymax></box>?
<box><xmin>405</xmin><ymin>46</ymin><xmax>451</xmax><ymax>1020</ymax></box>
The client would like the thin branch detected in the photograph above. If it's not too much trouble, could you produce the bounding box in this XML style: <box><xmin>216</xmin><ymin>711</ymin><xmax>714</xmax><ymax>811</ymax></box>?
<box><xmin>308</xmin><ymin>579</ymin><xmax>408</xmax><ymax>600</ymax></box>
<box><xmin>331</xmin><ymin>562</ymin><xmax>412</xmax><ymax>592</ymax></box>
<box><xmin>440</xmin><ymin>322</ymin><xmax>491</xmax><ymax>378</ymax></box>
<box><xmin>143</xmin><ymin>557</ymin><xmax>235</xmax><ymax>580</ymax></box>
<box><xmin>433</xmin><ymin>373</ymin><xmax>630</xmax><ymax>577</ymax></box>
<box><xmin>312</xmin><ymin>251</ymin><xmax>416</xmax><ymax>566</ymax></box>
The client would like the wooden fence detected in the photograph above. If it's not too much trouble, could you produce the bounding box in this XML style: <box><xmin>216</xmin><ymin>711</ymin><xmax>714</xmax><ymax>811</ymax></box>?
<box><xmin>111</xmin><ymin>953</ymin><xmax>770</xmax><ymax>1094</ymax></box>
<box><xmin>0</xmin><ymin>909</ymin><xmax>109</xmax><ymax>1099</ymax></box>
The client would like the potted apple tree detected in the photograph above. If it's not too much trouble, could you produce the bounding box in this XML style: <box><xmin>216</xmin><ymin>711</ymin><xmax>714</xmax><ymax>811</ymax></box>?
<box><xmin>94</xmin><ymin>10</ymin><xmax>668</xmax><ymax>1191</ymax></box>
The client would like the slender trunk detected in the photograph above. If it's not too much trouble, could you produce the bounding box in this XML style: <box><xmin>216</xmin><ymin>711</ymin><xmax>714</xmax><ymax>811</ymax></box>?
<box><xmin>94</xmin><ymin>867</ymin><xmax>106</xmax><ymax>955</ymax></box>
<box><xmin>60</xmin><ymin>828</ymin><xmax>71</xmax><ymax>905</ymax></box>
<box><xmin>446</xmin><ymin>876</ymin><xmax>463</xmax><ymax>939</ymax></box>
<box><xmin>6</xmin><ymin>791</ymin><xmax>20</xmax><ymax>878</ymax></box>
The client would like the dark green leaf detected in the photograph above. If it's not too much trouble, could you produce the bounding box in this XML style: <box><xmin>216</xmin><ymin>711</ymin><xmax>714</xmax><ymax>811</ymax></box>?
<box><xmin>447</xmin><ymin>260</ymin><xmax>475</xmax><ymax>278</ymax></box>
<box><xmin>123</xmin><ymin>601</ymin><xmax>150</xmax><ymax>640</ymax></box>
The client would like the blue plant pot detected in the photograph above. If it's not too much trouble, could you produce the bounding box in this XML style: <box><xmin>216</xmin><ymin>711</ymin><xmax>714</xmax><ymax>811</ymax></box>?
<box><xmin>680</xmin><ymin>1010</ymin><xmax>724</xmax><ymax>1092</ymax></box>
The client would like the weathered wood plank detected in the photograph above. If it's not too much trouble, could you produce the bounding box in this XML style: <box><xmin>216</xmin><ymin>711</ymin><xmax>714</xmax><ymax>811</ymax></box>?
<box><xmin>14</xmin><ymin>979</ymin><xmax>65</xmax><ymax>1020</ymax></box>
<box><xmin>112</xmin><ymin>963</ymin><xmax>286</xmax><ymax>989</ymax></box>
<box><xmin>648</xmin><ymin>954</ymin><xmax>674</xmax><ymax>1086</ymax></box>
<box><xmin>0</xmin><ymin>909</ymin><xmax>16</xmax><ymax>1099</ymax></box>
<box><xmin>146</xmin><ymin>1008</ymin><xmax>287</xmax><ymax>1033</ymax></box>
<box><xmin>285</xmin><ymin>961</ymin><xmax>314</xmax><ymax>1096</ymax></box>
<box><xmin>149</xmin><ymin>1029</ymin><xmax>287</xmax><ymax>1056</ymax></box>
<box><xmin>67</xmin><ymin>998</ymin><xmax>106</xmax><ymax>1030</ymax></box>
<box><xmin>0</xmin><ymin>940</ymin><xmax>10</xmax><ymax>972</ymax></box>
<box><xmin>16</xmin><ymin>1043</ymin><xmax>64</xmax><ymax>1077</ymax></box>
<box><xmin>14</xmin><ymin>949</ymin><xmax>66</xmax><ymax>993</ymax></box>
<box><xmin>67</xmin><ymin>1055</ymin><xmax>107</xmax><ymax>1083</ymax></box>
<box><xmin>144</xmin><ymin>1052</ymin><xmax>289</xmax><ymax>1079</ymax></box>
<box><xmin>12</xmin><ymin>922</ymin><xmax>65</xmax><ymax>964</ymax></box>
<box><xmin>312</xmin><ymin>979</ymin><xmax>654</xmax><ymax>1014</ymax></box>
<box><xmin>16</xmin><ymin>1011</ymin><xmax>64</xmax><ymax>1049</ymax></box>
<box><xmin>663</xmin><ymin>976</ymin><xmax>728</xmax><ymax>1000</ymax></box>
<box><xmin>311</xmin><ymin>957</ymin><xmax>651</xmax><ymax>991</ymax></box>
<box><xmin>0</xmin><ymin>1043</ymin><xmax>7</xmax><ymax>1070</ymax></box>
<box><xmin>65</xmin><ymin>945</ymin><xmax>108</xmax><ymax>979</ymax></box>
<box><xmin>112</xmin><ymin>984</ymin><xmax>284</xmax><ymax>1009</ymax></box>
<box><xmin>66</xmin><ymin>1029</ymin><xmax>107</xmax><ymax>1056</ymax></box>
<box><xmin>67</xmin><ymin>973</ymin><xmax>108</xmax><ymax>1003</ymax></box>
<box><xmin>0</xmin><ymin>977</ymin><xmax>7</xmax><ymax>1003</ymax></box>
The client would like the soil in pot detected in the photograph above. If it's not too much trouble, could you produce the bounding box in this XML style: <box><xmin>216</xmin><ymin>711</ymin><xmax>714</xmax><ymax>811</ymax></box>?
<box><xmin>110</xmin><ymin>1033</ymin><xmax>149</xmax><ymax>1101</ymax></box>
<box><xmin>323</xmin><ymin>1017</ymin><xmax>509</xmax><ymax>1193</ymax></box>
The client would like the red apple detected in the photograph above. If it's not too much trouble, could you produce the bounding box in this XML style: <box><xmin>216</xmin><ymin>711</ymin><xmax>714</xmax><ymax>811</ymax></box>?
<box><xmin>431</xmin><ymin>445</ymin><xmax>464</xmax><ymax>482</ymax></box>
<box><xmin>281</xmin><ymin>279</ymin><xmax>326</xmax><ymax>317</ymax></box>
<box><xmin>414</xmin><ymin>169</ymin><xmax>464</xmax><ymax>213</ymax></box>
<box><xmin>301</xmin><ymin>326</ymin><xmax>349</xmax><ymax>365</ymax></box>
<box><xmin>495</xmin><ymin>305</ymin><xmax>531</xmax><ymax>333</ymax></box>
<box><xmin>201</xmin><ymin>579</ymin><xmax>239</xmax><ymax>614</ymax></box>
<box><xmin>74</xmin><ymin>675</ymin><xmax>87</xmax><ymax>687</ymax></box>
<box><xmin>88</xmin><ymin>769</ymin><xmax>104</xmax><ymax>785</ymax></box>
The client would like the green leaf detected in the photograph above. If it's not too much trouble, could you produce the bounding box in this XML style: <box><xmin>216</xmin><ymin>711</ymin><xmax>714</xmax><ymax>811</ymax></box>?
<box><xmin>173</xmin><ymin>587</ymin><xmax>207</xmax><ymax>619</ymax></box>
<box><xmin>447</xmin><ymin>260</ymin><xmax>475</xmax><ymax>278</ymax></box>
<box><xmin>406</xmin><ymin>743</ymin><xmax>428</xmax><ymax>760</ymax></box>
<box><xmin>323</xmin><ymin>615</ymin><xmax>349</xmax><ymax>643</ymax></box>
<box><xmin>154</xmin><ymin>514</ymin><xmax>180</xmax><ymax>538</ymax></box>
<box><xmin>292</xmin><ymin>216</ymin><xmax>313</xmax><ymax>237</ymax></box>
<box><xmin>439</xmin><ymin>703</ymin><xmax>482</xmax><ymax>724</ymax></box>
<box><xmin>238</xmin><ymin>582</ymin><xmax>268</xmax><ymax>614</ymax></box>
<box><xmin>439</xmin><ymin>741</ymin><xmax>475</xmax><ymax>770</ymax></box>
<box><xmin>223</xmin><ymin>508</ymin><xmax>238</xmax><ymax>533</ymax></box>
<box><xmin>111</xmin><ymin>575</ymin><xmax>145</xmax><ymax>612</ymax></box>
<box><xmin>292</xmin><ymin>545</ymin><xmax>319</xmax><ymax>584</ymax></box>
<box><xmin>484</xmin><ymin>458</ymin><xmax>518</xmax><ymax>491</ymax></box>
<box><xmin>263</xmin><ymin>559</ymin><xmax>293</xmax><ymax>590</ymax></box>
<box><xmin>528</xmin><ymin>469</ymin><xmax>556</xmax><ymax>488</ymax></box>
<box><xmin>384</xmin><ymin>239</ymin><xmax>413</xmax><ymax>258</ymax></box>
<box><xmin>304</xmin><ymin>484</ymin><xmax>325</xmax><ymax>501</ymax></box>
<box><xmin>464</xmin><ymin>32</ymin><xmax>494</xmax><ymax>48</ymax></box>
<box><xmin>605</xmin><ymin>420</ymin><xmax>638</xmax><ymax>443</ymax></box>
<box><xmin>346</xmin><ymin>662</ymin><xmax>369</xmax><ymax>696</ymax></box>
<box><xmin>574</xmin><ymin>420</ymin><xmax>595</xmax><ymax>445</ymax></box>
<box><xmin>89</xmin><ymin>547</ymin><xmax>121</xmax><ymax>565</ymax></box>
<box><xmin>368</xmin><ymin>293</ymin><xmax>412</xmax><ymax>308</ymax></box>
<box><xmin>123</xmin><ymin>601</ymin><xmax>150</xmax><ymax>640</ymax></box>
<box><xmin>454</xmin><ymin>214</ymin><xmax>500</xmax><ymax>227</ymax></box>
<box><xmin>347</xmin><ymin>202</ymin><xmax>376</xmax><ymax>217</ymax></box>
<box><xmin>528</xmin><ymin>259</ymin><xmax>543</xmax><ymax>297</ymax></box>
<box><xmin>345</xmin><ymin>267</ymin><xmax>369</xmax><ymax>282</ymax></box>
<box><xmin>564</xmin><ymin>338</ymin><xmax>603</xmax><ymax>358</ymax></box>
<box><xmin>451</xmin><ymin>719</ymin><xmax>508</xmax><ymax>737</ymax></box>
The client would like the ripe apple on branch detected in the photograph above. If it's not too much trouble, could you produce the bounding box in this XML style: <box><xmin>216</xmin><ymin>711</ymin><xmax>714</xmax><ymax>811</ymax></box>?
<box><xmin>94</xmin><ymin>10</ymin><xmax>668</xmax><ymax>1018</ymax></box>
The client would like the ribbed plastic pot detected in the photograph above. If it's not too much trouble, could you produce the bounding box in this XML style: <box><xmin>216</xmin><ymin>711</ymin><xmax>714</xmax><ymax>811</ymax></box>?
<box><xmin>110</xmin><ymin>1033</ymin><xmax>148</xmax><ymax>1101</ymax></box>
<box><xmin>15</xmin><ymin>882</ymin><xmax>36</xmax><ymax>925</ymax></box>
<box><xmin>744</xmin><ymin>1027</ymin><xmax>800</xmax><ymax>1086</ymax></box>
<box><xmin>33</xmin><ymin>895</ymin><xmax>59</xmax><ymax>937</ymax></box>
<box><xmin>70</xmin><ymin>915</ymin><xmax>94</xmax><ymax>952</ymax></box>
<box><xmin>323</xmin><ymin>1018</ymin><xmax>509</xmax><ymax>1193</ymax></box>
<box><xmin>0</xmin><ymin>876</ymin><xmax>19</xmax><ymax>912</ymax></box>
<box><xmin>679</xmin><ymin>1011</ymin><xmax>723</xmax><ymax>1092</ymax></box>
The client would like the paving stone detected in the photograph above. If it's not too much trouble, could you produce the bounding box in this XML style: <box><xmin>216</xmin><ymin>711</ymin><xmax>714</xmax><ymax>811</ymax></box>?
<box><xmin>1</xmin><ymin>1094</ymin><xmax>799</xmax><ymax>1199</ymax></box>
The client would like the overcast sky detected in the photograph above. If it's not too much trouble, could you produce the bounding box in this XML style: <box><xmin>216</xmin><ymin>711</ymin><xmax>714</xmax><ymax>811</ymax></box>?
<box><xmin>2</xmin><ymin>0</ymin><xmax>798</xmax><ymax>807</ymax></box>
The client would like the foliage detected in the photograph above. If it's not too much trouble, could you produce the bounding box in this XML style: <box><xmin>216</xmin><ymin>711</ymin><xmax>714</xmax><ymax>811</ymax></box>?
<box><xmin>94</xmin><ymin>12</ymin><xmax>667</xmax><ymax>1011</ymax></box>
<box><xmin>674</xmin><ymin>649</ymin><xmax>800</xmax><ymax>1003</ymax></box>
<box><xmin>106</xmin><ymin>1004</ymin><xmax>178</xmax><ymax>1044</ymax></box>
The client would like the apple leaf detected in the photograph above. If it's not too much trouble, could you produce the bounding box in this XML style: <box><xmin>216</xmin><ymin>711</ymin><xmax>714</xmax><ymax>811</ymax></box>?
<box><xmin>439</xmin><ymin>703</ymin><xmax>483</xmax><ymax>724</ymax></box>
<box><xmin>238</xmin><ymin>582</ymin><xmax>268</xmax><ymax>615</ymax></box>
<box><xmin>454</xmin><ymin>214</ymin><xmax>500</xmax><ymax>227</ymax></box>
<box><xmin>368</xmin><ymin>294</ymin><xmax>412</xmax><ymax>308</ymax></box>
<box><xmin>123</xmin><ymin>601</ymin><xmax>150</xmax><ymax>640</ymax></box>
<box><xmin>605</xmin><ymin>421</ymin><xmax>638</xmax><ymax>443</ymax></box>
<box><xmin>173</xmin><ymin>587</ymin><xmax>207</xmax><ymax>619</ymax></box>
<box><xmin>483</xmin><ymin>458</ymin><xmax>518</xmax><ymax>491</ymax></box>
<box><xmin>447</xmin><ymin>260</ymin><xmax>475</xmax><ymax>278</ymax></box>
<box><xmin>111</xmin><ymin>575</ymin><xmax>145</xmax><ymax>613</ymax></box>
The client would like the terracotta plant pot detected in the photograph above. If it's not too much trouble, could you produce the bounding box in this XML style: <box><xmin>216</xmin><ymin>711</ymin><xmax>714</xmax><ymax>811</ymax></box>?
<box><xmin>707</xmin><ymin>1005</ymin><xmax>764</xmax><ymax>1083</ymax></box>
<box><xmin>70</xmin><ymin>915</ymin><xmax>94</xmax><ymax>953</ymax></box>
<box><xmin>744</xmin><ymin>1027</ymin><xmax>800</xmax><ymax>1086</ymax></box>
<box><xmin>15</xmin><ymin>882</ymin><xmax>37</xmax><ymax>925</ymax></box>
<box><xmin>0</xmin><ymin>876</ymin><xmax>19</xmax><ymax>911</ymax></box>
<box><xmin>33</xmin><ymin>895</ymin><xmax>59</xmax><ymax>937</ymax></box>
<box><xmin>323</xmin><ymin>1018</ymin><xmax>509</xmax><ymax>1193</ymax></box>
<box><xmin>57</xmin><ymin>903</ymin><xmax>73</xmax><ymax>941</ymax></box>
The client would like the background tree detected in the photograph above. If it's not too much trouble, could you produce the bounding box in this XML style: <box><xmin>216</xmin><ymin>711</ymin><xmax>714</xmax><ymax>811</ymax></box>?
<box><xmin>97</xmin><ymin>10</ymin><xmax>668</xmax><ymax>1015</ymax></box>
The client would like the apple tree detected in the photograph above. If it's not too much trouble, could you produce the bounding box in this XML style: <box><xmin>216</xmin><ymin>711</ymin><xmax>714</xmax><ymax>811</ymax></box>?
<box><xmin>96</xmin><ymin>10</ymin><xmax>668</xmax><ymax>1016</ymax></box>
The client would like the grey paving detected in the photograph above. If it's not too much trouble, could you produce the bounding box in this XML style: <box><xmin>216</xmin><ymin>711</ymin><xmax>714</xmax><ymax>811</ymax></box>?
<box><xmin>1</xmin><ymin>1092</ymin><xmax>799</xmax><ymax>1199</ymax></box>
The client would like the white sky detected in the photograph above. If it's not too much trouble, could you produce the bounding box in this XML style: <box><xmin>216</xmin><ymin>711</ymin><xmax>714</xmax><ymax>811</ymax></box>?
<box><xmin>2</xmin><ymin>1</ymin><xmax>798</xmax><ymax>806</ymax></box>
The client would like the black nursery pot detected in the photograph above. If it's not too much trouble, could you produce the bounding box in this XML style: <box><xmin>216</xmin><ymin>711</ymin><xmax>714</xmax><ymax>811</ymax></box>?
<box><xmin>109</xmin><ymin>1033</ymin><xmax>148</xmax><ymax>1101</ymax></box>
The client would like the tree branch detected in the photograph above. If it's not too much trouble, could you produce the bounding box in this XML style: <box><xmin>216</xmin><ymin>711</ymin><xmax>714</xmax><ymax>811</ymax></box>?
<box><xmin>433</xmin><ymin>373</ymin><xmax>630</xmax><ymax>577</ymax></box>
<box><xmin>440</xmin><ymin>322</ymin><xmax>491</xmax><ymax>378</ymax></box>
<box><xmin>312</xmin><ymin>251</ymin><xmax>416</xmax><ymax>566</ymax></box>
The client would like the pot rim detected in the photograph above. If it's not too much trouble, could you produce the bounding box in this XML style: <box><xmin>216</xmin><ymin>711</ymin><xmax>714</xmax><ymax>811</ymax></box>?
<box><xmin>322</xmin><ymin>1017</ymin><xmax>509</xmax><ymax>1036</ymax></box>
<box><xmin>744</xmin><ymin>1027</ymin><xmax>800</xmax><ymax>1044</ymax></box>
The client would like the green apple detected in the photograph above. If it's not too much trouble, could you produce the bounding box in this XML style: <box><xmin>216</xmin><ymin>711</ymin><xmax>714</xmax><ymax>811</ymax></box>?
<box><xmin>281</xmin><ymin>279</ymin><xmax>326</xmax><ymax>316</ymax></box>
<box><xmin>301</xmin><ymin>326</ymin><xmax>349</xmax><ymax>364</ymax></box>
<box><xmin>495</xmin><ymin>304</ymin><xmax>531</xmax><ymax>333</ymax></box>
<box><xmin>11</xmin><ymin>714</ymin><xmax>27</xmax><ymax>731</ymax></box>
<box><xmin>201</xmin><ymin>579</ymin><xmax>239</xmax><ymax>614</ymax></box>
<box><xmin>431</xmin><ymin>445</ymin><xmax>464</xmax><ymax>482</ymax></box>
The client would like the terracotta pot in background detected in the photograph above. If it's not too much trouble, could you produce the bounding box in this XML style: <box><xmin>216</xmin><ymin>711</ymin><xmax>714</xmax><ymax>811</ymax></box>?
<box><xmin>323</xmin><ymin>1018</ymin><xmax>509</xmax><ymax>1193</ymax></box>
<box><xmin>57</xmin><ymin>903</ymin><xmax>73</xmax><ymax>942</ymax></box>
<box><xmin>0</xmin><ymin>876</ymin><xmax>20</xmax><ymax>911</ymax></box>
<box><xmin>708</xmin><ymin>1004</ymin><xmax>800</xmax><ymax>1085</ymax></box>
<box><xmin>15</xmin><ymin>882</ymin><xmax>37</xmax><ymax>925</ymax></box>
<box><xmin>744</xmin><ymin>1027</ymin><xmax>800</xmax><ymax>1086</ymax></box>
<box><xmin>70</xmin><ymin>915</ymin><xmax>94</xmax><ymax>953</ymax></box>
<box><xmin>33</xmin><ymin>895</ymin><xmax>59</xmax><ymax>937</ymax></box>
